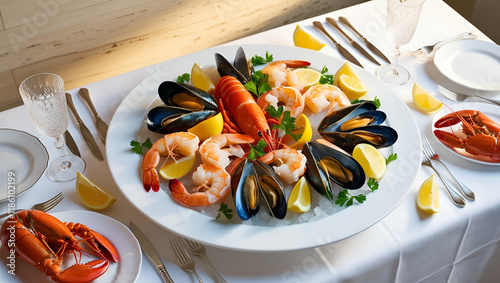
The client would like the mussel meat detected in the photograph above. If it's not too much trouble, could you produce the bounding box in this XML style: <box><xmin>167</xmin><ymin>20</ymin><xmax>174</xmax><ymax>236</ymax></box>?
<box><xmin>320</xmin><ymin>125</ymin><xmax>398</xmax><ymax>153</ymax></box>
<box><xmin>158</xmin><ymin>81</ymin><xmax>218</xmax><ymax>111</ymax></box>
<box><xmin>318</xmin><ymin>101</ymin><xmax>380</xmax><ymax>132</ymax></box>
<box><xmin>302</xmin><ymin>142</ymin><xmax>334</xmax><ymax>200</ymax></box>
<box><xmin>147</xmin><ymin>106</ymin><xmax>216</xmax><ymax>134</ymax></box>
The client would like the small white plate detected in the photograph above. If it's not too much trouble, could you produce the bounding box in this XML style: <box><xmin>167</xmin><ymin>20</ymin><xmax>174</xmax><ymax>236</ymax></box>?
<box><xmin>0</xmin><ymin>129</ymin><xmax>49</xmax><ymax>201</ymax></box>
<box><xmin>434</xmin><ymin>40</ymin><xmax>500</xmax><ymax>91</ymax></box>
<box><xmin>432</xmin><ymin>102</ymin><xmax>500</xmax><ymax>165</ymax></box>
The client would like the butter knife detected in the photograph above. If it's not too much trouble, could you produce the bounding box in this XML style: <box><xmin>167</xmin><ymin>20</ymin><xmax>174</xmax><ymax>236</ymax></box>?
<box><xmin>326</xmin><ymin>17</ymin><xmax>380</xmax><ymax>66</ymax></box>
<box><xmin>64</xmin><ymin>130</ymin><xmax>81</xmax><ymax>157</ymax></box>
<box><xmin>338</xmin><ymin>16</ymin><xmax>391</xmax><ymax>64</ymax></box>
<box><xmin>65</xmin><ymin>93</ymin><xmax>104</xmax><ymax>161</ymax></box>
<box><xmin>130</xmin><ymin>222</ymin><xmax>175</xmax><ymax>283</ymax></box>
<box><xmin>79</xmin><ymin>88</ymin><xmax>108</xmax><ymax>145</ymax></box>
<box><xmin>312</xmin><ymin>21</ymin><xmax>364</xmax><ymax>69</ymax></box>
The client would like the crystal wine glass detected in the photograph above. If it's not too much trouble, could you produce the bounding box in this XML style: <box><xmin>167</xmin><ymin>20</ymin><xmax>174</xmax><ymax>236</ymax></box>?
<box><xmin>19</xmin><ymin>73</ymin><xmax>86</xmax><ymax>181</ymax></box>
<box><xmin>377</xmin><ymin>0</ymin><xmax>425</xmax><ymax>86</ymax></box>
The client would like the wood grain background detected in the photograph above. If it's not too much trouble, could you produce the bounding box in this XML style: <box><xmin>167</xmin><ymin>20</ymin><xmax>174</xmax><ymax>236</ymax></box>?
<box><xmin>0</xmin><ymin>0</ymin><xmax>365</xmax><ymax>111</ymax></box>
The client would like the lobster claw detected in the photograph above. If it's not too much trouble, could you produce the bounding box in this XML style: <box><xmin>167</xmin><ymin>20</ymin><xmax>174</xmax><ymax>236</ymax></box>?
<box><xmin>85</xmin><ymin>230</ymin><xmax>120</xmax><ymax>263</ymax></box>
<box><xmin>56</xmin><ymin>260</ymin><xmax>109</xmax><ymax>283</ymax></box>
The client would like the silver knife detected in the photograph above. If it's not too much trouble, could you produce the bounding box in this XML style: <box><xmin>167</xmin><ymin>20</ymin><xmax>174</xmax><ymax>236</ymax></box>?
<box><xmin>312</xmin><ymin>21</ymin><xmax>364</xmax><ymax>69</ymax></box>
<box><xmin>129</xmin><ymin>222</ymin><xmax>175</xmax><ymax>283</ymax></box>
<box><xmin>65</xmin><ymin>93</ymin><xmax>104</xmax><ymax>161</ymax></box>
<box><xmin>338</xmin><ymin>16</ymin><xmax>391</xmax><ymax>64</ymax></box>
<box><xmin>64</xmin><ymin>130</ymin><xmax>81</xmax><ymax>157</ymax></box>
<box><xmin>326</xmin><ymin>17</ymin><xmax>380</xmax><ymax>66</ymax></box>
<box><xmin>78</xmin><ymin>88</ymin><xmax>108</xmax><ymax>145</ymax></box>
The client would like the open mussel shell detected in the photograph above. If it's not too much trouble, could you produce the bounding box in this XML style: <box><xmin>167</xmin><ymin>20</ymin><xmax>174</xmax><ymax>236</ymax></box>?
<box><xmin>215</xmin><ymin>52</ymin><xmax>249</xmax><ymax>85</ymax></box>
<box><xmin>234</xmin><ymin>47</ymin><xmax>253</xmax><ymax>82</ymax></box>
<box><xmin>302</xmin><ymin>142</ymin><xmax>334</xmax><ymax>200</ymax></box>
<box><xmin>158</xmin><ymin>81</ymin><xmax>218</xmax><ymax>111</ymax></box>
<box><xmin>147</xmin><ymin>106</ymin><xmax>216</xmax><ymax>134</ymax></box>
<box><xmin>253</xmin><ymin>160</ymin><xmax>287</xmax><ymax>219</ymax></box>
<box><xmin>318</xmin><ymin>101</ymin><xmax>379</xmax><ymax>132</ymax></box>
<box><xmin>232</xmin><ymin>159</ymin><xmax>260</xmax><ymax>220</ymax></box>
<box><xmin>320</xmin><ymin>125</ymin><xmax>398</xmax><ymax>153</ymax></box>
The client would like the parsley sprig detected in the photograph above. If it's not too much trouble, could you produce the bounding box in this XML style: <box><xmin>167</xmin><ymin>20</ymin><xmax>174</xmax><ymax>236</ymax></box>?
<box><xmin>335</xmin><ymin>189</ymin><xmax>366</xmax><ymax>208</ymax></box>
<box><xmin>248</xmin><ymin>139</ymin><xmax>267</xmax><ymax>160</ymax></box>
<box><xmin>244</xmin><ymin>71</ymin><xmax>272</xmax><ymax>97</ymax></box>
<box><xmin>251</xmin><ymin>51</ymin><xmax>273</xmax><ymax>65</ymax></box>
<box><xmin>265</xmin><ymin>105</ymin><xmax>300</xmax><ymax>140</ymax></box>
<box><xmin>130</xmin><ymin>138</ymin><xmax>152</xmax><ymax>155</ymax></box>
<box><xmin>367</xmin><ymin>178</ymin><xmax>379</xmax><ymax>192</ymax></box>
<box><xmin>177</xmin><ymin>73</ymin><xmax>190</xmax><ymax>84</ymax></box>
<box><xmin>386</xmin><ymin>153</ymin><xmax>397</xmax><ymax>164</ymax></box>
<box><xmin>351</xmin><ymin>96</ymin><xmax>381</xmax><ymax>108</ymax></box>
<box><xmin>216</xmin><ymin>202</ymin><xmax>233</xmax><ymax>220</ymax></box>
<box><xmin>319</xmin><ymin>65</ymin><xmax>334</xmax><ymax>85</ymax></box>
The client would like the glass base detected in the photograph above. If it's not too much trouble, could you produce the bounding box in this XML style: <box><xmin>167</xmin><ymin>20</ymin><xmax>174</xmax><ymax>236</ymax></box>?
<box><xmin>47</xmin><ymin>155</ymin><xmax>86</xmax><ymax>182</ymax></box>
<box><xmin>377</xmin><ymin>64</ymin><xmax>410</xmax><ymax>86</ymax></box>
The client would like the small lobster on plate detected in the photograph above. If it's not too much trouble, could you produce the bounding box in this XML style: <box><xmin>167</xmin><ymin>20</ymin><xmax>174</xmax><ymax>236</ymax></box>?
<box><xmin>434</xmin><ymin>109</ymin><xmax>500</xmax><ymax>161</ymax></box>
<box><xmin>0</xmin><ymin>210</ymin><xmax>119</xmax><ymax>283</ymax></box>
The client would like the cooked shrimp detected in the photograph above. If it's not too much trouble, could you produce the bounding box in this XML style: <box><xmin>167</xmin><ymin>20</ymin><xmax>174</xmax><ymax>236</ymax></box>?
<box><xmin>261</xmin><ymin>60</ymin><xmax>310</xmax><ymax>91</ymax></box>
<box><xmin>169</xmin><ymin>164</ymin><xmax>230</xmax><ymax>207</ymax></box>
<box><xmin>142</xmin><ymin>132</ymin><xmax>200</xmax><ymax>192</ymax></box>
<box><xmin>199</xmin><ymin>133</ymin><xmax>254</xmax><ymax>169</ymax></box>
<box><xmin>257</xmin><ymin>86</ymin><xmax>305</xmax><ymax>118</ymax></box>
<box><xmin>258</xmin><ymin>147</ymin><xmax>307</xmax><ymax>184</ymax></box>
<box><xmin>303</xmin><ymin>84</ymin><xmax>351</xmax><ymax>113</ymax></box>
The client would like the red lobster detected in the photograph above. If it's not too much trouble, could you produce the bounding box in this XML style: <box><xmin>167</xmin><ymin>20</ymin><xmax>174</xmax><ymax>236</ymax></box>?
<box><xmin>434</xmin><ymin>109</ymin><xmax>500</xmax><ymax>161</ymax></box>
<box><xmin>1</xmin><ymin>210</ymin><xmax>119</xmax><ymax>283</ymax></box>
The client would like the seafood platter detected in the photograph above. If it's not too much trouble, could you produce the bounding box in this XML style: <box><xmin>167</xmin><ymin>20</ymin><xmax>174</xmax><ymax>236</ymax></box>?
<box><xmin>107</xmin><ymin>45</ymin><xmax>421</xmax><ymax>252</ymax></box>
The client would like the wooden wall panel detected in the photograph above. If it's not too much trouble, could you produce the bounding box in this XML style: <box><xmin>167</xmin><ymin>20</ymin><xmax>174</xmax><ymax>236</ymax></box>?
<box><xmin>0</xmin><ymin>71</ymin><xmax>19</xmax><ymax>111</ymax></box>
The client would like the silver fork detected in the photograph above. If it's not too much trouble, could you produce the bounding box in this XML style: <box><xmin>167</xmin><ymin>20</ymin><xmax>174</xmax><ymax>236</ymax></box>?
<box><xmin>0</xmin><ymin>192</ymin><xmax>64</xmax><ymax>218</ymax></box>
<box><xmin>422</xmin><ymin>147</ymin><xmax>466</xmax><ymax>207</ymax></box>
<box><xmin>171</xmin><ymin>238</ymin><xmax>204</xmax><ymax>283</ymax></box>
<box><xmin>184</xmin><ymin>238</ymin><xmax>228</xmax><ymax>283</ymax></box>
<box><xmin>422</xmin><ymin>134</ymin><xmax>475</xmax><ymax>200</ymax></box>
<box><xmin>409</xmin><ymin>32</ymin><xmax>476</xmax><ymax>57</ymax></box>
<box><xmin>438</xmin><ymin>85</ymin><xmax>500</xmax><ymax>106</ymax></box>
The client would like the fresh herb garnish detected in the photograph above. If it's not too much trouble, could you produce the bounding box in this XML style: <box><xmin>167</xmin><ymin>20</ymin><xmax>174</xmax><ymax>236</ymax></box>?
<box><xmin>244</xmin><ymin>70</ymin><xmax>272</xmax><ymax>97</ymax></box>
<box><xmin>130</xmin><ymin>138</ymin><xmax>152</xmax><ymax>155</ymax></box>
<box><xmin>351</xmin><ymin>96</ymin><xmax>381</xmax><ymax>108</ymax></box>
<box><xmin>265</xmin><ymin>105</ymin><xmax>300</xmax><ymax>140</ymax></box>
<box><xmin>248</xmin><ymin>139</ymin><xmax>267</xmax><ymax>160</ymax></box>
<box><xmin>386</xmin><ymin>153</ymin><xmax>398</xmax><ymax>164</ymax></box>
<box><xmin>177</xmin><ymin>73</ymin><xmax>190</xmax><ymax>83</ymax></box>
<box><xmin>335</xmin><ymin>189</ymin><xmax>366</xmax><ymax>208</ymax></box>
<box><xmin>319</xmin><ymin>65</ymin><xmax>334</xmax><ymax>85</ymax></box>
<box><xmin>251</xmin><ymin>51</ymin><xmax>273</xmax><ymax>65</ymax></box>
<box><xmin>367</xmin><ymin>178</ymin><xmax>379</xmax><ymax>192</ymax></box>
<box><xmin>216</xmin><ymin>202</ymin><xmax>233</xmax><ymax>220</ymax></box>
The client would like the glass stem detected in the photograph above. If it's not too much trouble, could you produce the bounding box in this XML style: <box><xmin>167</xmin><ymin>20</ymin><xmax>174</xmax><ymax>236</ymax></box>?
<box><xmin>391</xmin><ymin>46</ymin><xmax>401</xmax><ymax>76</ymax></box>
<box><xmin>54</xmin><ymin>135</ymin><xmax>72</xmax><ymax>170</ymax></box>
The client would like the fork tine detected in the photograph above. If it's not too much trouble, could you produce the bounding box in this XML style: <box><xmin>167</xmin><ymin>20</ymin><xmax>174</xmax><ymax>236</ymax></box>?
<box><xmin>438</xmin><ymin>85</ymin><xmax>459</xmax><ymax>101</ymax></box>
<box><xmin>43</xmin><ymin>192</ymin><xmax>63</xmax><ymax>207</ymax></box>
<box><xmin>421</xmin><ymin>134</ymin><xmax>434</xmax><ymax>157</ymax></box>
<box><xmin>184</xmin><ymin>238</ymin><xmax>196</xmax><ymax>249</ymax></box>
<box><xmin>41</xmin><ymin>193</ymin><xmax>64</xmax><ymax>211</ymax></box>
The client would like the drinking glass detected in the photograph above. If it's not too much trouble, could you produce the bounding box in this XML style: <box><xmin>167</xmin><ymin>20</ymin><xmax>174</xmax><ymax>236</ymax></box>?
<box><xmin>377</xmin><ymin>0</ymin><xmax>425</xmax><ymax>86</ymax></box>
<box><xmin>19</xmin><ymin>73</ymin><xmax>85</xmax><ymax>181</ymax></box>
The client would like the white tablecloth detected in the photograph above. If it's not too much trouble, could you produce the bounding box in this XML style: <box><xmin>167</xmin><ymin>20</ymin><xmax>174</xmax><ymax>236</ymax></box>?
<box><xmin>1</xmin><ymin>0</ymin><xmax>499</xmax><ymax>282</ymax></box>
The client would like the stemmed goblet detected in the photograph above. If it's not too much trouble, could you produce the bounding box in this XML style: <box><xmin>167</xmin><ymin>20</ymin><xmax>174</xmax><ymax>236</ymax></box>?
<box><xmin>377</xmin><ymin>0</ymin><xmax>425</xmax><ymax>86</ymax></box>
<box><xmin>19</xmin><ymin>73</ymin><xmax>86</xmax><ymax>182</ymax></box>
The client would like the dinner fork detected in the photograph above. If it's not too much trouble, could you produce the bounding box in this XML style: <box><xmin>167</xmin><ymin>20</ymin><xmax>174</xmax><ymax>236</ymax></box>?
<box><xmin>0</xmin><ymin>192</ymin><xmax>64</xmax><ymax>218</ymax></box>
<box><xmin>438</xmin><ymin>85</ymin><xmax>500</xmax><ymax>106</ymax></box>
<box><xmin>422</xmin><ymin>148</ymin><xmax>466</xmax><ymax>207</ymax></box>
<box><xmin>409</xmin><ymin>32</ymin><xmax>476</xmax><ymax>57</ymax></box>
<box><xmin>171</xmin><ymin>238</ymin><xmax>204</xmax><ymax>283</ymax></box>
<box><xmin>184</xmin><ymin>238</ymin><xmax>228</xmax><ymax>283</ymax></box>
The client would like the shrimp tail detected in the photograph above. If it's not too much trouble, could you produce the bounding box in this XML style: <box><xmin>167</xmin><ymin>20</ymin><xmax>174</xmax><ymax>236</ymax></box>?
<box><xmin>142</xmin><ymin>149</ymin><xmax>160</xmax><ymax>192</ymax></box>
<box><xmin>168</xmin><ymin>179</ymin><xmax>210</xmax><ymax>207</ymax></box>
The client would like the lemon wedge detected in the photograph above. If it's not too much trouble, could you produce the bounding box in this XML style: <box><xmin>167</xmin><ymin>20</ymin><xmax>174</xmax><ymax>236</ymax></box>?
<box><xmin>191</xmin><ymin>63</ymin><xmax>215</xmax><ymax>95</ymax></box>
<box><xmin>159</xmin><ymin>155</ymin><xmax>196</xmax><ymax>180</ymax></box>
<box><xmin>293</xmin><ymin>25</ymin><xmax>326</xmax><ymax>51</ymax></box>
<box><xmin>412</xmin><ymin>83</ymin><xmax>443</xmax><ymax>112</ymax></box>
<box><xmin>290</xmin><ymin>68</ymin><xmax>322</xmax><ymax>89</ymax></box>
<box><xmin>76</xmin><ymin>172</ymin><xmax>116</xmax><ymax>210</ymax></box>
<box><xmin>188</xmin><ymin>112</ymin><xmax>224</xmax><ymax>141</ymax></box>
<box><xmin>333</xmin><ymin>62</ymin><xmax>358</xmax><ymax>87</ymax></box>
<box><xmin>290</xmin><ymin>114</ymin><xmax>313</xmax><ymax>149</ymax></box>
<box><xmin>288</xmin><ymin>176</ymin><xmax>312</xmax><ymax>213</ymax></box>
<box><xmin>338</xmin><ymin>74</ymin><xmax>370</xmax><ymax>100</ymax></box>
<box><xmin>352</xmin><ymin>143</ymin><xmax>387</xmax><ymax>180</ymax></box>
<box><xmin>417</xmin><ymin>175</ymin><xmax>440</xmax><ymax>213</ymax></box>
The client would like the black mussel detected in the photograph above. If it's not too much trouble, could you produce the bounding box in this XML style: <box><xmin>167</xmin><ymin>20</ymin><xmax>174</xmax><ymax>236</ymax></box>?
<box><xmin>318</xmin><ymin>101</ymin><xmax>378</xmax><ymax>132</ymax></box>
<box><xmin>253</xmin><ymin>160</ymin><xmax>287</xmax><ymax>219</ymax></box>
<box><xmin>232</xmin><ymin>159</ymin><xmax>260</xmax><ymax>220</ymax></box>
<box><xmin>147</xmin><ymin>106</ymin><xmax>216</xmax><ymax>134</ymax></box>
<box><xmin>320</xmin><ymin>125</ymin><xmax>398</xmax><ymax>153</ymax></box>
<box><xmin>158</xmin><ymin>81</ymin><xmax>218</xmax><ymax>111</ymax></box>
<box><xmin>302</xmin><ymin>142</ymin><xmax>334</xmax><ymax>200</ymax></box>
<box><xmin>215</xmin><ymin>53</ymin><xmax>249</xmax><ymax>85</ymax></box>
<box><xmin>234</xmin><ymin>47</ymin><xmax>253</xmax><ymax>83</ymax></box>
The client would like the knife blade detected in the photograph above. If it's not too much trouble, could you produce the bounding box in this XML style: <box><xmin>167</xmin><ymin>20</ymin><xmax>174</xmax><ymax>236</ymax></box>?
<box><xmin>312</xmin><ymin>21</ymin><xmax>364</xmax><ymax>69</ymax></box>
<box><xmin>338</xmin><ymin>16</ymin><xmax>391</xmax><ymax>64</ymax></box>
<box><xmin>78</xmin><ymin>88</ymin><xmax>108</xmax><ymax>145</ymax></box>
<box><xmin>64</xmin><ymin>130</ymin><xmax>81</xmax><ymax>157</ymax></box>
<box><xmin>65</xmin><ymin>93</ymin><xmax>104</xmax><ymax>161</ymax></box>
<box><xmin>326</xmin><ymin>17</ymin><xmax>380</xmax><ymax>66</ymax></box>
<box><xmin>129</xmin><ymin>222</ymin><xmax>174</xmax><ymax>283</ymax></box>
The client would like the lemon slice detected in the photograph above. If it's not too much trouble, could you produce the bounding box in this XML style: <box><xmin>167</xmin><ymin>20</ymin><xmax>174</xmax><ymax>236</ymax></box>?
<box><xmin>76</xmin><ymin>172</ymin><xmax>116</xmax><ymax>210</ymax></box>
<box><xmin>159</xmin><ymin>155</ymin><xmax>196</xmax><ymax>180</ymax></box>
<box><xmin>288</xmin><ymin>176</ymin><xmax>312</xmax><ymax>213</ymax></box>
<box><xmin>352</xmin><ymin>143</ymin><xmax>387</xmax><ymax>180</ymax></box>
<box><xmin>412</xmin><ymin>83</ymin><xmax>443</xmax><ymax>112</ymax></box>
<box><xmin>338</xmin><ymin>74</ymin><xmax>370</xmax><ymax>100</ymax></box>
<box><xmin>290</xmin><ymin>114</ymin><xmax>313</xmax><ymax>149</ymax></box>
<box><xmin>188</xmin><ymin>112</ymin><xmax>224</xmax><ymax>141</ymax></box>
<box><xmin>290</xmin><ymin>68</ymin><xmax>322</xmax><ymax>89</ymax></box>
<box><xmin>191</xmin><ymin>63</ymin><xmax>215</xmax><ymax>95</ymax></box>
<box><xmin>293</xmin><ymin>25</ymin><xmax>326</xmax><ymax>51</ymax></box>
<box><xmin>417</xmin><ymin>175</ymin><xmax>440</xmax><ymax>213</ymax></box>
<box><xmin>333</xmin><ymin>62</ymin><xmax>358</xmax><ymax>87</ymax></box>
